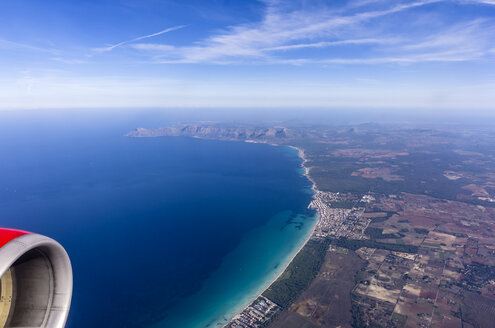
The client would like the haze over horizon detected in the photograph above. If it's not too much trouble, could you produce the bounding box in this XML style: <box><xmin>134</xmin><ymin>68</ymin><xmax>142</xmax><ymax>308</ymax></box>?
<box><xmin>1</xmin><ymin>0</ymin><xmax>495</xmax><ymax>110</ymax></box>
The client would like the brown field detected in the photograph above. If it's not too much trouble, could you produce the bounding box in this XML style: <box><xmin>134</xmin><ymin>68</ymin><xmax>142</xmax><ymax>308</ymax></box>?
<box><xmin>362</xmin><ymin>212</ymin><xmax>388</xmax><ymax>218</ymax></box>
<box><xmin>462</xmin><ymin>184</ymin><xmax>490</xmax><ymax>197</ymax></box>
<box><xmin>269</xmin><ymin>248</ymin><xmax>365</xmax><ymax>328</ymax></box>
<box><xmin>355</xmin><ymin>281</ymin><xmax>401</xmax><ymax>303</ymax></box>
<box><xmin>351</xmin><ymin>167</ymin><xmax>404</xmax><ymax>181</ymax></box>
<box><xmin>331</xmin><ymin>148</ymin><xmax>409</xmax><ymax>159</ymax></box>
<box><xmin>462</xmin><ymin>291</ymin><xmax>495</xmax><ymax>328</ymax></box>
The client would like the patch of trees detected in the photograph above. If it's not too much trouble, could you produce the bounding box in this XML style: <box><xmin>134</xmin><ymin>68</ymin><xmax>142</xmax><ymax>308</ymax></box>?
<box><xmin>414</xmin><ymin>228</ymin><xmax>429</xmax><ymax>234</ymax></box>
<box><xmin>262</xmin><ymin>238</ymin><xmax>330</xmax><ymax>308</ymax></box>
<box><xmin>364</xmin><ymin>227</ymin><xmax>400</xmax><ymax>239</ymax></box>
<box><xmin>461</xmin><ymin>262</ymin><xmax>495</xmax><ymax>290</ymax></box>
<box><xmin>333</xmin><ymin>237</ymin><xmax>418</xmax><ymax>253</ymax></box>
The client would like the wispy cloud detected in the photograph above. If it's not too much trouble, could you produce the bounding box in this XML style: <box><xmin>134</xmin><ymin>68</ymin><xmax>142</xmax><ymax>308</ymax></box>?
<box><xmin>264</xmin><ymin>38</ymin><xmax>399</xmax><ymax>51</ymax></box>
<box><xmin>0</xmin><ymin>38</ymin><xmax>57</xmax><ymax>54</ymax></box>
<box><xmin>94</xmin><ymin>25</ymin><xmax>187</xmax><ymax>52</ymax></box>
<box><xmin>461</xmin><ymin>0</ymin><xmax>495</xmax><ymax>5</ymax></box>
<box><xmin>50</xmin><ymin>57</ymin><xmax>87</xmax><ymax>64</ymax></box>
<box><xmin>127</xmin><ymin>0</ymin><xmax>495</xmax><ymax>65</ymax></box>
<box><xmin>131</xmin><ymin>44</ymin><xmax>176</xmax><ymax>52</ymax></box>
<box><xmin>403</xmin><ymin>19</ymin><xmax>493</xmax><ymax>50</ymax></box>
<box><xmin>134</xmin><ymin>0</ymin><xmax>438</xmax><ymax>63</ymax></box>
<box><xmin>319</xmin><ymin>50</ymin><xmax>484</xmax><ymax>64</ymax></box>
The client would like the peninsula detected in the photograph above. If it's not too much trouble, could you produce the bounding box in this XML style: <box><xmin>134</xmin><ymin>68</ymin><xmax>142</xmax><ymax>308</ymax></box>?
<box><xmin>126</xmin><ymin>125</ymin><xmax>301</xmax><ymax>141</ymax></box>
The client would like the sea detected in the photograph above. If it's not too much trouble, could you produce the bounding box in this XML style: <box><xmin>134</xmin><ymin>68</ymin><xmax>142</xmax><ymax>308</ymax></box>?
<box><xmin>0</xmin><ymin>110</ymin><xmax>315</xmax><ymax>328</ymax></box>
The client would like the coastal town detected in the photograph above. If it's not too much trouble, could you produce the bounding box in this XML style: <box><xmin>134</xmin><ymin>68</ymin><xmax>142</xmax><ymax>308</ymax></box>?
<box><xmin>311</xmin><ymin>191</ymin><xmax>371</xmax><ymax>240</ymax></box>
<box><xmin>226</xmin><ymin>296</ymin><xmax>280</xmax><ymax>328</ymax></box>
<box><xmin>225</xmin><ymin>189</ymin><xmax>375</xmax><ymax>328</ymax></box>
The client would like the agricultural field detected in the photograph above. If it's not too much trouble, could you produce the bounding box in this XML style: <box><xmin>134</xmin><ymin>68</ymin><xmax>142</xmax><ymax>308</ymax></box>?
<box><xmin>268</xmin><ymin>124</ymin><xmax>495</xmax><ymax>328</ymax></box>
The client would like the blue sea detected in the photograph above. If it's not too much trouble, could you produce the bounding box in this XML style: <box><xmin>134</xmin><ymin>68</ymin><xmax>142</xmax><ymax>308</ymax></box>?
<box><xmin>0</xmin><ymin>111</ymin><xmax>315</xmax><ymax>327</ymax></box>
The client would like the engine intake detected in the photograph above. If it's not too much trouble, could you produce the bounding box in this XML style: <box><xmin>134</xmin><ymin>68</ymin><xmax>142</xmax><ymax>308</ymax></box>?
<box><xmin>0</xmin><ymin>229</ymin><xmax>72</xmax><ymax>328</ymax></box>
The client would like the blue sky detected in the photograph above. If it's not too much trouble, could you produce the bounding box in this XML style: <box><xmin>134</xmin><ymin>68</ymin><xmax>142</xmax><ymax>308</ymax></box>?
<box><xmin>1</xmin><ymin>0</ymin><xmax>494</xmax><ymax>110</ymax></box>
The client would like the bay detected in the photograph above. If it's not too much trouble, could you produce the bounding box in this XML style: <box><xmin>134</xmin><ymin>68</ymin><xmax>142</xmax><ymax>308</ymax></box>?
<box><xmin>0</xmin><ymin>111</ymin><xmax>314</xmax><ymax>327</ymax></box>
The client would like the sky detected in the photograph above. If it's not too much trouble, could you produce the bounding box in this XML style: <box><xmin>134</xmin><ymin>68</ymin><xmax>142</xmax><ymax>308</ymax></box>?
<box><xmin>0</xmin><ymin>0</ymin><xmax>494</xmax><ymax>110</ymax></box>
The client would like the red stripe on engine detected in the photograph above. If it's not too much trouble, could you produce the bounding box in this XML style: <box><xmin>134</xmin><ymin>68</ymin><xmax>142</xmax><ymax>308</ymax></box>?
<box><xmin>0</xmin><ymin>228</ymin><xmax>30</xmax><ymax>248</ymax></box>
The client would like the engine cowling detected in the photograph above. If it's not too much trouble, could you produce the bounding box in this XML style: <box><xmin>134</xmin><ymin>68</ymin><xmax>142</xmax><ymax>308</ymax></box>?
<box><xmin>0</xmin><ymin>228</ymin><xmax>72</xmax><ymax>328</ymax></box>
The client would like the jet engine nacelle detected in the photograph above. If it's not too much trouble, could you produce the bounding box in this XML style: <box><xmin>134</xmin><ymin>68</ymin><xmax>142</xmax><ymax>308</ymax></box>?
<box><xmin>0</xmin><ymin>228</ymin><xmax>72</xmax><ymax>328</ymax></box>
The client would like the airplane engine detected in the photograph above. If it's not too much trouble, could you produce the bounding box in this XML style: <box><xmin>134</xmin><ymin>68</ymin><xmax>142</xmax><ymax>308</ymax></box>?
<box><xmin>0</xmin><ymin>228</ymin><xmax>72</xmax><ymax>328</ymax></box>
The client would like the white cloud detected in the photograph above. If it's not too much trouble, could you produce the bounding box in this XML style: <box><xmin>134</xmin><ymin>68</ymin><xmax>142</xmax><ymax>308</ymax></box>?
<box><xmin>127</xmin><ymin>0</ymin><xmax>419</xmax><ymax>63</ymax></box>
<box><xmin>128</xmin><ymin>0</ymin><xmax>495</xmax><ymax>65</ymax></box>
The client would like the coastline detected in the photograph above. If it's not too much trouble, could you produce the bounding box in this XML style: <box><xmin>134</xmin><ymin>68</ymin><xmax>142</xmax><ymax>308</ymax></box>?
<box><xmin>288</xmin><ymin>145</ymin><xmax>317</xmax><ymax>191</ymax></box>
<box><xmin>224</xmin><ymin>143</ymin><xmax>320</xmax><ymax>327</ymax></box>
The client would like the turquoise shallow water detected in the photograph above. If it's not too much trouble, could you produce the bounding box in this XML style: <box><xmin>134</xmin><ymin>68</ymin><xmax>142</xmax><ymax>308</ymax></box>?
<box><xmin>154</xmin><ymin>209</ymin><xmax>316</xmax><ymax>328</ymax></box>
<box><xmin>0</xmin><ymin>111</ymin><xmax>315</xmax><ymax>327</ymax></box>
